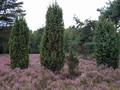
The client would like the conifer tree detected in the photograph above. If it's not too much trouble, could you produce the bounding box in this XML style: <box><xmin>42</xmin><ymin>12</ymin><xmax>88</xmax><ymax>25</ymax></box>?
<box><xmin>0</xmin><ymin>0</ymin><xmax>25</xmax><ymax>26</ymax></box>
<box><xmin>9</xmin><ymin>17</ymin><xmax>29</xmax><ymax>69</ymax></box>
<box><xmin>94</xmin><ymin>17</ymin><xmax>120</xmax><ymax>69</ymax></box>
<box><xmin>40</xmin><ymin>3</ymin><xmax>64</xmax><ymax>71</ymax></box>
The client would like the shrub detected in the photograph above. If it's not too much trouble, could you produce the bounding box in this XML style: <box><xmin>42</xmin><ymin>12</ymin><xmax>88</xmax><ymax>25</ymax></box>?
<box><xmin>68</xmin><ymin>51</ymin><xmax>79</xmax><ymax>75</ymax></box>
<box><xmin>40</xmin><ymin>3</ymin><xmax>64</xmax><ymax>71</ymax></box>
<box><xmin>94</xmin><ymin>17</ymin><xmax>120</xmax><ymax>69</ymax></box>
<box><xmin>9</xmin><ymin>17</ymin><xmax>29</xmax><ymax>69</ymax></box>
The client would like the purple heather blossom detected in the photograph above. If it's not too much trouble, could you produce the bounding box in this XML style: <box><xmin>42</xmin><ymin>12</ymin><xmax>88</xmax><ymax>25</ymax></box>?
<box><xmin>0</xmin><ymin>54</ymin><xmax>120</xmax><ymax>89</ymax></box>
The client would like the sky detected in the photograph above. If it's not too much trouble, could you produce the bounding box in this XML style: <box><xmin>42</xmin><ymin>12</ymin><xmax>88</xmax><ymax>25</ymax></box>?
<box><xmin>18</xmin><ymin>0</ymin><xmax>110</xmax><ymax>31</ymax></box>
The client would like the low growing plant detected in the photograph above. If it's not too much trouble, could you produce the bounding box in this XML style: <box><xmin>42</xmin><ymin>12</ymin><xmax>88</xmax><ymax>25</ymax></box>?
<box><xmin>68</xmin><ymin>51</ymin><xmax>79</xmax><ymax>75</ymax></box>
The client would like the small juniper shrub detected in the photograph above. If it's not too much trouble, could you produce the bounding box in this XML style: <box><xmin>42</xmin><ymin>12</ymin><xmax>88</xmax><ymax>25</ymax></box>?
<box><xmin>94</xmin><ymin>16</ymin><xmax>120</xmax><ymax>69</ymax></box>
<box><xmin>68</xmin><ymin>50</ymin><xmax>79</xmax><ymax>76</ymax></box>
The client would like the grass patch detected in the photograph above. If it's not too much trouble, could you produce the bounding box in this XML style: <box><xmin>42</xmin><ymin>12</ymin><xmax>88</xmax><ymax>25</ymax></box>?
<box><xmin>0</xmin><ymin>54</ymin><xmax>9</xmax><ymax>56</ymax></box>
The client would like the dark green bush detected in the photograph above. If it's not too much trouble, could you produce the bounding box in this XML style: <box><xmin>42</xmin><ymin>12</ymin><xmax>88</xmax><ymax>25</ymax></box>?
<box><xmin>68</xmin><ymin>51</ymin><xmax>79</xmax><ymax>74</ymax></box>
<box><xmin>40</xmin><ymin>3</ymin><xmax>64</xmax><ymax>72</ymax></box>
<box><xmin>94</xmin><ymin>17</ymin><xmax>120</xmax><ymax>69</ymax></box>
<box><xmin>9</xmin><ymin>17</ymin><xmax>29</xmax><ymax>69</ymax></box>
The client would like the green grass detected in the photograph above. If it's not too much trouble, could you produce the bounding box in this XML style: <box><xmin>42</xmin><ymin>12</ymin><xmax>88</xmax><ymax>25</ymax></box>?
<box><xmin>0</xmin><ymin>54</ymin><xmax>9</xmax><ymax>56</ymax></box>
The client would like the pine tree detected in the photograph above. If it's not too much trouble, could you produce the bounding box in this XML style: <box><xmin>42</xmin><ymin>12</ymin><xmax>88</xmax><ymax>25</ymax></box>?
<box><xmin>40</xmin><ymin>3</ymin><xmax>64</xmax><ymax>71</ymax></box>
<box><xmin>9</xmin><ymin>17</ymin><xmax>29</xmax><ymax>69</ymax></box>
<box><xmin>97</xmin><ymin>0</ymin><xmax>120</xmax><ymax>28</ymax></box>
<box><xmin>0</xmin><ymin>0</ymin><xmax>25</xmax><ymax>26</ymax></box>
<box><xmin>94</xmin><ymin>17</ymin><xmax>120</xmax><ymax>69</ymax></box>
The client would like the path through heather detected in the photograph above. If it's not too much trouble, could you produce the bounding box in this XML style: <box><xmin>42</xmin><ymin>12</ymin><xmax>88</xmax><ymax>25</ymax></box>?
<box><xmin>0</xmin><ymin>54</ymin><xmax>120</xmax><ymax>90</ymax></box>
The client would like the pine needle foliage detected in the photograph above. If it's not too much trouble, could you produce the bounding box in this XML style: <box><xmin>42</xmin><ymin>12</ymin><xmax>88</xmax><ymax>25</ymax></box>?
<box><xmin>40</xmin><ymin>3</ymin><xmax>64</xmax><ymax>71</ymax></box>
<box><xmin>94</xmin><ymin>17</ymin><xmax>120</xmax><ymax>69</ymax></box>
<box><xmin>9</xmin><ymin>17</ymin><xmax>29</xmax><ymax>69</ymax></box>
<box><xmin>68</xmin><ymin>51</ymin><xmax>79</xmax><ymax>75</ymax></box>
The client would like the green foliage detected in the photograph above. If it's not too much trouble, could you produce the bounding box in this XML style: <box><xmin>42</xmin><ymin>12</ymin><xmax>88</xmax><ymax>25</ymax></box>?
<box><xmin>29</xmin><ymin>28</ymin><xmax>44</xmax><ymax>53</ymax></box>
<box><xmin>94</xmin><ymin>18</ymin><xmax>120</xmax><ymax>69</ymax></box>
<box><xmin>9</xmin><ymin>17</ymin><xmax>29</xmax><ymax>69</ymax></box>
<box><xmin>0</xmin><ymin>26</ymin><xmax>11</xmax><ymax>54</ymax></box>
<box><xmin>64</xmin><ymin>27</ymin><xmax>80</xmax><ymax>53</ymax></box>
<box><xmin>79</xmin><ymin>20</ymin><xmax>95</xmax><ymax>55</ymax></box>
<box><xmin>97</xmin><ymin>0</ymin><xmax>120</xmax><ymax>28</ymax></box>
<box><xmin>79</xmin><ymin>20</ymin><xmax>97</xmax><ymax>59</ymax></box>
<box><xmin>64</xmin><ymin>19</ymin><xmax>97</xmax><ymax>59</ymax></box>
<box><xmin>0</xmin><ymin>0</ymin><xmax>25</xmax><ymax>54</ymax></box>
<box><xmin>0</xmin><ymin>0</ymin><xmax>25</xmax><ymax>26</ymax></box>
<box><xmin>40</xmin><ymin>3</ymin><xmax>64</xmax><ymax>71</ymax></box>
<box><xmin>68</xmin><ymin>51</ymin><xmax>79</xmax><ymax>75</ymax></box>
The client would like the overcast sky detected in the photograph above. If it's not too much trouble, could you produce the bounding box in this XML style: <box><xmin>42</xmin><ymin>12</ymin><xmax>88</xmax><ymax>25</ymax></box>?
<box><xmin>18</xmin><ymin>0</ymin><xmax>110</xmax><ymax>31</ymax></box>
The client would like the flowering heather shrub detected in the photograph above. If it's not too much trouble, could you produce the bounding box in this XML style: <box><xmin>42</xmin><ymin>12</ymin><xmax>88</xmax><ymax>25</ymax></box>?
<box><xmin>0</xmin><ymin>54</ymin><xmax>120</xmax><ymax>89</ymax></box>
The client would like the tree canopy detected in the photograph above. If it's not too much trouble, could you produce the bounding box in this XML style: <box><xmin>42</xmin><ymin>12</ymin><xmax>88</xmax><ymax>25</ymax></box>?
<box><xmin>0</xmin><ymin>0</ymin><xmax>25</xmax><ymax>26</ymax></box>
<box><xmin>97</xmin><ymin>0</ymin><xmax>120</xmax><ymax>28</ymax></box>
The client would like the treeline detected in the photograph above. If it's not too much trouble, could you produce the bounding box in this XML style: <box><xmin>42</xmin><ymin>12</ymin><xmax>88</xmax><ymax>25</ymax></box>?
<box><xmin>29</xmin><ymin>28</ymin><xmax>44</xmax><ymax>53</ymax></box>
<box><xmin>0</xmin><ymin>27</ymin><xmax>11</xmax><ymax>53</ymax></box>
<box><xmin>0</xmin><ymin>0</ymin><xmax>25</xmax><ymax>54</ymax></box>
<box><xmin>0</xmin><ymin>0</ymin><xmax>120</xmax><ymax>59</ymax></box>
<box><xmin>29</xmin><ymin>18</ymin><xmax>97</xmax><ymax>57</ymax></box>
<box><xmin>0</xmin><ymin>27</ymin><xmax>44</xmax><ymax>54</ymax></box>
<box><xmin>0</xmin><ymin>18</ymin><xmax>96</xmax><ymax>59</ymax></box>
<box><xmin>64</xmin><ymin>18</ymin><xmax>97</xmax><ymax>59</ymax></box>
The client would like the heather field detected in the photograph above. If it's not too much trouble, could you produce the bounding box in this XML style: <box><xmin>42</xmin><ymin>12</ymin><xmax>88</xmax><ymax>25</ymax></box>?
<box><xmin>0</xmin><ymin>54</ymin><xmax>120</xmax><ymax>90</ymax></box>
